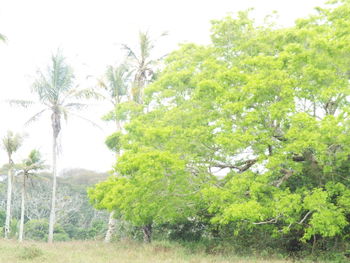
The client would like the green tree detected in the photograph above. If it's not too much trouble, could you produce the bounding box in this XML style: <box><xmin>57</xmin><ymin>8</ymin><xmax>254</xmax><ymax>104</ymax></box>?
<box><xmin>91</xmin><ymin>0</ymin><xmax>350</xmax><ymax>252</ymax></box>
<box><xmin>89</xmin><ymin>149</ymin><xmax>199</xmax><ymax>242</ymax></box>
<box><xmin>97</xmin><ymin>62</ymin><xmax>131</xmax><ymax>242</ymax></box>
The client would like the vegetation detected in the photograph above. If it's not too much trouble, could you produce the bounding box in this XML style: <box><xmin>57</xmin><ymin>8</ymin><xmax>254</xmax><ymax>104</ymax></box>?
<box><xmin>1</xmin><ymin>0</ymin><xmax>350</xmax><ymax>262</ymax></box>
<box><xmin>1</xmin><ymin>131</ymin><xmax>23</xmax><ymax>238</ymax></box>
<box><xmin>0</xmin><ymin>239</ymin><xmax>316</xmax><ymax>263</ymax></box>
<box><xmin>89</xmin><ymin>0</ymin><xmax>350</xmax><ymax>260</ymax></box>
<box><xmin>17</xmin><ymin>150</ymin><xmax>46</xmax><ymax>242</ymax></box>
<box><xmin>0</xmin><ymin>169</ymin><xmax>108</xmax><ymax>242</ymax></box>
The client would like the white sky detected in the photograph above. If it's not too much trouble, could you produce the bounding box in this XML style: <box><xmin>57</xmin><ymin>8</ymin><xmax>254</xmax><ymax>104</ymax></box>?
<box><xmin>0</xmin><ymin>0</ymin><xmax>325</xmax><ymax>172</ymax></box>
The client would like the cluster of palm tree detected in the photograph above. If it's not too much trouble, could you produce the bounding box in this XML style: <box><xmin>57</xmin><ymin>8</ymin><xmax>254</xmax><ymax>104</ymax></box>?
<box><xmin>1</xmin><ymin>30</ymin><xmax>164</xmax><ymax>243</ymax></box>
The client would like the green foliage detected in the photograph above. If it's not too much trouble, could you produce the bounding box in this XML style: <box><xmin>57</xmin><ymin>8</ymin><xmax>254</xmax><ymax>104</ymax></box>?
<box><xmin>0</xmin><ymin>209</ymin><xmax>5</xmax><ymax>227</ymax></box>
<box><xmin>105</xmin><ymin>132</ymin><xmax>122</xmax><ymax>152</ymax></box>
<box><xmin>24</xmin><ymin>219</ymin><xmax>49</xmax><ymax>241</ymax></box>
<box><xmin>18</xmin><ymin>245</ymin><xmax>43</xmax><ymax>260</ymax></box>
<box><xmin>89</xmin><ymin>0</ymin><xmax>350</xmax><ymax>258</ymax></box>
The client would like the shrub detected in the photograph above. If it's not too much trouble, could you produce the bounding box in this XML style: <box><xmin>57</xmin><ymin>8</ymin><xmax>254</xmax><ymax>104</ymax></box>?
<box><xmin>18</xmin><ymin>245</ymin><xmax>43</xmax><ymax>260</ymax></box>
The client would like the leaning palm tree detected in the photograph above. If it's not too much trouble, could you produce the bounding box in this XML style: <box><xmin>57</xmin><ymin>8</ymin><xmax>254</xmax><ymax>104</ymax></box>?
<box><xmin>97</xmin><ymin>62</ymin><xmax>131</xmax><ymax>242</ymax></box>
<box><xmin>14</xmin><ymin>50</ymin><xmax>98</xmax><ymax>243</ymax></box>
<box><xmin>17</xmin><ymin>149</ymin><xmax>46</xmax><ymax>242</ymax></box>
<box><xmin>1</xmin><ymin>131</ymin><xmax>23</xmax><ymax>239</ymax></box>
<box><xmin>123</xmin><ymin>31</ymin><xmax>166</xmax><ymax>104</ymax></box>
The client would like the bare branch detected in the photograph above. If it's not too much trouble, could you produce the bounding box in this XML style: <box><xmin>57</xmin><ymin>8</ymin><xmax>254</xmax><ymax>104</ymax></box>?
<box><xmin>298</xmin><ymin>211</ymin><xmax>312</xmax><ymax>225</ymax></box>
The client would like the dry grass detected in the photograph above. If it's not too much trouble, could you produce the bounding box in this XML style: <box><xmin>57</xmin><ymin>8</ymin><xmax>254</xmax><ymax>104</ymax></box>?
<box><xmin>0</xmin><ymin>239</ymin><xmax>294</xmax><ymax>263</ymax></box>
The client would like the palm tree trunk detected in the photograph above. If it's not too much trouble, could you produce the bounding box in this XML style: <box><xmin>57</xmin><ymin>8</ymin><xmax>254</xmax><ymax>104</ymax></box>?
<box><xmin>4</xmin><ymin>167</ymin><xmax>12</xmax><ymax>239</ymax></box>
<box><xmin>19</xmin><ymin>175</ymin><xmax>26</xmax><ymax>242</ymax></box>
<box><xmin>104</xmin><ymin>211</ymin><xmax>116</xmax><ymax>243</ymax></box>
<box><xmin>104</xmin><ymin>119</ymin><xmax>121</xmax><ymax>243</ymax></box>
<box><xmin>48</xmin><ymin>134</ymin><xmax>58</xmax><ymax>243</ymax></box>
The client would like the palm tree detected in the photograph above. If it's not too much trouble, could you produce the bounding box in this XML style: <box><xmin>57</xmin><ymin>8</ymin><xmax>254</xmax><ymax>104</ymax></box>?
<box><xmin>0</xmin><ymin>33</ymin><xmax>6</xmax><ymax>42</ymax></box>
<box><xmin>97</xmin><ymin>62</ymin><xmax>131</xmax><ymax>243</ymax></box>
<box><xmin>123</xmin><ymin>31</ymin><xmax>166</xmax><ymax>104</ymax></box>
<box><xmin>17</xmin><ymin>150</ymin><xmax>46</xmax><ymax>242</ymax></box>
<box><xmin>1</xmin><ymin>131</ymin><xmax>23</xmax><ymax>239</ymax></box>
<box><xmin>15</xmin><ymin>50</ymin><xmax>97</xmax><ymax>243</ymax></box>
<box><xmin>98</xmin><ymin>62</ymin><xmax>131</xmax><ymax>130</ymax></box>
<box><xmin>123</xmin><ymin>31</ymin><xmax>166</xmax><ymax>243</ymax></box>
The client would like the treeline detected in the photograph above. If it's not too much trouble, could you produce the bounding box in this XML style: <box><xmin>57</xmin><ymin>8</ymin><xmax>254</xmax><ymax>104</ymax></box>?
<box><xmin>0</xmin><ymin>169</ymin><xmax>108</xmax><ymax>241</ymax></box>
<box><xmin>89</xmin><ymin>0</ymin><xmax>350</xmax><ymax>260</ymax></box>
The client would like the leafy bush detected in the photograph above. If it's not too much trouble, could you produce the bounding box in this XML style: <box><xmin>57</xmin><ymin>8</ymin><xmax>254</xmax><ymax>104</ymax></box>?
<box><xmin>25</xmin><ymin>219</ymin><xmax>69</xmax><ymax>241</ymax></box>
<box><xmin>54</xmin><ymin>233</ymin><xmax>70</xmax><ymax>242</ymax></box>
<box><xmin>18</xmin><ymin>245</ymin><xmax>43</xmax><ymax>260</ymax></box>
<box><xmin>25</xmin><ymin>219</ymin><xmax>49</xmax><ymax>241</ymax></box>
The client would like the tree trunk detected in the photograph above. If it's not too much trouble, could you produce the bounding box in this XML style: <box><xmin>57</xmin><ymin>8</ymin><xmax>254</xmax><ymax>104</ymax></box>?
<box><xmin>19</xmin><ymin>175</ymin><xmax>26</xmax><ymax>242</ymax></box>
<box><xmin>104</xmin><ymin>211</ymin><xmax>116</xmax><ymax>243</ymax></box>
<box><xmin>4</xmin><ymin>167</ymin><xmax>12</xmax><ymax>239</ymax></box>
<box><xmin>104</xmin><ymin>119</ymin><xmax>121</xmax><ymax>243</ymax></box>
<box><xmin>142</xmin><ymin>224</ymin><xmax>152</xmax><ymax>243</ymax></box>
<box><xmin>48</xmin><ymin>134</ymin><xmax>58</xmax><ymax>243</ymax></box>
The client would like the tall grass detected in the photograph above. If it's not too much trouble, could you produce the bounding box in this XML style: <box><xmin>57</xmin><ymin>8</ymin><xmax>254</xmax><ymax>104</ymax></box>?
<box><xmin>0</xmin><ymin>239</ymin><xmax>304</xmax><ymax>263</ymax></box>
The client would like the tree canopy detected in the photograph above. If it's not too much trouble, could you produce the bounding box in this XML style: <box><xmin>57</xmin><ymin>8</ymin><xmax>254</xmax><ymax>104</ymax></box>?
<box><xmin>89</xmin><ymin>0</ymin><xmax>350</xmax><ymax>249</ymax></box>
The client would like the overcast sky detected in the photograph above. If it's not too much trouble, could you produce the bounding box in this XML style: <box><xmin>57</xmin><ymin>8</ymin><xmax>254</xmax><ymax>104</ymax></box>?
<box><xmin>0</xmin><ymin>0</ymin><xmax>325</xmax><ymax>173</ymax></box>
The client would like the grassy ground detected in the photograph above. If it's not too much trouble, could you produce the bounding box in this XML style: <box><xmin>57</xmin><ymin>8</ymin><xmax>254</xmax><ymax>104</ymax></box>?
<box><xmin>0</xmin><ymin>239</ymin><xmax>296</xmax><ymax>263</ymax></box>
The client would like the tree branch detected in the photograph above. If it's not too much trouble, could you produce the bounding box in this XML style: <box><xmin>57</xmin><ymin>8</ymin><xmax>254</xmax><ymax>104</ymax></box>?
<box><xmin>212</xmin><ymin>158</ymin><xmax>257</xmax><ymax>173</ymax></box>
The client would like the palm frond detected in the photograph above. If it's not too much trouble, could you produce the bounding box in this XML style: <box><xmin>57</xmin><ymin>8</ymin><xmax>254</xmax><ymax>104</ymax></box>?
<box><xmin>122</xmin><ymin>44</ymin><xmax>140</xmax><ymax>64</ymax></box>
<box><xmin>1</xmin><ymin>131</ymin><xmax>24</xmax><ymax>158</ymax></box>
<box><xmin>64</xmin><ymin>102</ymin><xmax>89</xmax><ymax>110</ymax></box>
<box><xmin>25</xmin><ymin>109</ymin><xmax>48</xmax><ymax>126</ymax></box>
<box><xmin>32</xmin><ymin>50</ymin><xmax>74</xmax><ymax>105</ymax></box>
<box><xmin>8</xmin><ymin>99</ymin><xmax>34</xmax><ymax>108</ymax></box>
<box><xmin>67</xmin><ymin>111</ymin><xmax>102</xmax><ymax>130</ymax></box>
<box><xmin>62</xmin><ymin>87</ymin><xmax>102</xmax><ymax>103</ymax></box>
<box><xmin>0</xmin><ymin>33</ymin><xmax>7</xmax><ymax>42</ymax></box>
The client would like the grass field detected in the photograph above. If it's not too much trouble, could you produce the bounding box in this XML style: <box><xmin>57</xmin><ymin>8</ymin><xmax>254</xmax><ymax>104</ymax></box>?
<box><xmin>0</xmin><ymin>239</ymin><xmax>298</xmax><ymax>263</ymax></box>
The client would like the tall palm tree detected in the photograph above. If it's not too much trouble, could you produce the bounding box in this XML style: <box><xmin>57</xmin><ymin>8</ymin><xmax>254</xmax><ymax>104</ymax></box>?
<box><xmin>1</xmin><ymin>131</ymin><xmax>23</xmax><ymax>239</ymax></box>
<box><xmin>97</xmin><ymin>62</ymin><xmax>131</xmax><ymax>242</ymax></box>
<box><xmin>17</xmin><ymin>150</ymin><xmax>46</xmax><ymax>242</ymax></box>
<box><xmin>123</xmin><ymin>31</ymin><xmax>166</xmax><ymax>104</ymax></box>
<box><xmin>123</xmin><ymin>31</ymin><xmax>166</xmax><ymax>242</ymax></box>
<box><xmin>15</xmin><ymin>50</ymin><xmax>97</xmax><ymax>243</ymax></box>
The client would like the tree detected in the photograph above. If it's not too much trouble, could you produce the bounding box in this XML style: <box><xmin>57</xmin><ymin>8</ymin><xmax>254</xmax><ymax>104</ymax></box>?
<box><xmin>89</xmin><ymin>149</ymin><xmax>198</xmax><ymax>243</ymax></box>
<box><xmin>123</xmin><ymin>31</ymin><xmax>166</xmax><ymax>104</ymax></box>
<box><xmin>1</xmin><ymin>131</ymin><xmax>23</xmax><ymax>239</ymax></box>
<box><xmin>97</xmin><ymin>62</ymin><xmax>132</xmax><ymax>242</ymax></box>
<box><xmin>90</xmin><ymin>0</ymin><xmax>350</xmax><ymax>251</ymax></box>
<box><xmin>98</xmin><ymin>62</ymin><xmax>131</xmax><ymax>130</ymax></box>
<box><xmin>17</xmin><ymin>50</ymin><xmax>97</xmax><ymax>243</ymax></box>
<box><xmin>17</xmin><ymin>150</ymin><xmax>46</xmax><ymax>242</ymax></box>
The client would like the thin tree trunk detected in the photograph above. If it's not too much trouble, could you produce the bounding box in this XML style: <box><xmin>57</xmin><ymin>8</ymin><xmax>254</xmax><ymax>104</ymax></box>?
<box><xmin>48</xmin><ymin>135</ymin><xmax>58</xmax><ymax>243</ymax></box>
<box><xmin>4</xmin><ymin>167</ymin><xmax>12</xmax><ymax>239</ymax></box>
<box><xmin>104</xmin><ymin>119</ymin><xmax>121</xmax><ymax>243</ymax></box>
<box><xmin>19</xmin><ymin>175</ymin><xmax>26</xmax><ymax>242</ymax></box>
<box><xmin>104</xmin><ymin>211</ymin><xmax>116</xmax><ymax>243</ymax></box>
<box><xmin>142</xmin><ymin>224</ymin><xmax>152</xmax><ymax>243</ymax></box>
